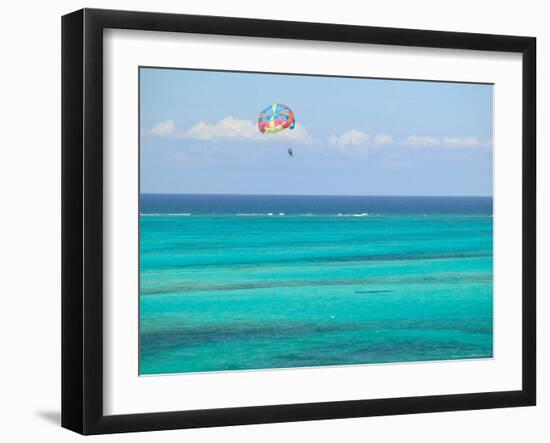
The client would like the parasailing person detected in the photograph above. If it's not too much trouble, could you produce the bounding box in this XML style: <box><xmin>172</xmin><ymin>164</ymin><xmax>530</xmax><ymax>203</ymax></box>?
<box><xmin>257</xmin><ymin>103</ymin><xmax>296</xmax><ymax>157</ymax></box>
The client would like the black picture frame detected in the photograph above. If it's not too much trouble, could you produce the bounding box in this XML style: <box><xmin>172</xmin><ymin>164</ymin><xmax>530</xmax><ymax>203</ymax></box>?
<box><xmin>62</xmin><ymin>8</ymin><xmax>536</xmax><ymax>435</ymax></box>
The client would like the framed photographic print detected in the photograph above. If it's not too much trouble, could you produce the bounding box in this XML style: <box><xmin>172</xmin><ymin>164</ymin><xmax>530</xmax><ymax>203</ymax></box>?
<box><xmin>61</xmin><ymin>8</ymin><xmax>536</xmax><ymax>435</ymax></box>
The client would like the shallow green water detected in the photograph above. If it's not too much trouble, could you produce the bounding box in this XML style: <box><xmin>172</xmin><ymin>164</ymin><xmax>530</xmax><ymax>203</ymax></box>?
<box><xmin>139</xmin><ymin>195</ymin><xmax>493</xmax><ymax>374</ymax></box>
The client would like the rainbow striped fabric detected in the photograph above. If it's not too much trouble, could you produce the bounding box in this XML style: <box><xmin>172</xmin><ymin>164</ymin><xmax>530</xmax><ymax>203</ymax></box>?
<box><xmin>257</xmin><ymin>103</ymin><xmax>295</xmax><ymax>134</ymax></box>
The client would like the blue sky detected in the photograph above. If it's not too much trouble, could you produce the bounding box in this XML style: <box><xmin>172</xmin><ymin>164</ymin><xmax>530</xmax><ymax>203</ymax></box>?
<box><xmin>140</xmin><ymin>67</ymin><xmax>493</xmax><ymax>196</ymax></box>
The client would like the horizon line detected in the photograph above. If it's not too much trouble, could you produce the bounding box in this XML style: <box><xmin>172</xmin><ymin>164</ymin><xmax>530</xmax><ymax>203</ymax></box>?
<box><xmin>140</xmin><ymin>192</ymin><xmax>493</xmax><ymax>198</ymax></box>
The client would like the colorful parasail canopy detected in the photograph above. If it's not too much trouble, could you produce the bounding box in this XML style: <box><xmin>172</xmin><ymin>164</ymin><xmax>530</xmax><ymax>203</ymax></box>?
<box><xmin>257</xmin><ymin>104</ymin><xmax>295</xmax><ymax>134</ymax></box>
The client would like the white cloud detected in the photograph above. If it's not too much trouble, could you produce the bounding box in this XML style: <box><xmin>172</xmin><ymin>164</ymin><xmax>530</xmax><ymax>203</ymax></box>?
<box><xmin>441</xmin><ymin>136</ymin><xmax>488</xmax><ymax>146</ymax></box>
<box><xmin>182</xmin><ymin>116</ymin><xmax>313</xmax><ymax>144</ymax></box>
<box><xmin>328</xmin><ymin>131</ymin><xmax>397</xmax><ymax>156</ymax></box>
<box><xmin>328</xmin><ymin>130</ymin><xmax>491</xmax><ymax>151</ymax></box>
<box><xmin>329</xmin><ymin>129</ymin><xmax>371</xmax><ymax>147</ymax></box>
<box><xmin>151</xmin><ymin>120</ymin><xmax>175</xmax><ymax>136</ymax></box>
<box><xmin>152</xmin><ymin>118</ymin><xmax>491</xmax><ymax>151</ymax></box>
<box><xmin>403</xmin><ymin>135</ymin><xmax>491</xmax><ymax>147</ymax></box>
<box><xmin>403</xmin><ymin>135</ymin><xmax>440</xmax><ymax>145</ymax></box>
<box><xmin>283</xmin><ymin>123</ymin><xmax>313</xmax><ymax>143</ymax></box>
<box><xmin>330</xmin><ymin>130</ymin><xmax>397</xmax><ymax>147</ymax></box>
<box><xmin>184</xmin><ymin>116</ymin><xmax>260</xmax><ymax>141</ymax></box>
<box><xmin>373</xmin><ymin>133</ymin><xmax>395</xmax><ymax>145</ymax></box>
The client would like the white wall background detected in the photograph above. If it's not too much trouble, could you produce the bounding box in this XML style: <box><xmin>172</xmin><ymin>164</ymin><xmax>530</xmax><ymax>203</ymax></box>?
<box><xmin>0</xmin><ymin>0</ymin><xmax>546</xmax><ymax>441</ymax></box>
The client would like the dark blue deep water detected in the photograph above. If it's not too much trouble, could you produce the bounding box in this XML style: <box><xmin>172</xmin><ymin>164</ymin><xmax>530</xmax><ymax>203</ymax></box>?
<box><xmin>140</xmin><ymin>193</ymin><xmax>492</xmax><ymax>216</ymax></box>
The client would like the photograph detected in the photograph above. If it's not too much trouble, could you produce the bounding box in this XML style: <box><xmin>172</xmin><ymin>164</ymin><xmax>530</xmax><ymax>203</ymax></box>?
<box><xmin>138</xmin><ymin>67</ymin><xmax>494</xmax><ymax>376</ymax></box>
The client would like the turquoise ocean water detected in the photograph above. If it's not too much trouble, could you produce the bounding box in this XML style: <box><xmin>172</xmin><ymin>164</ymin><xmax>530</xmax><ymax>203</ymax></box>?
<box><xmin>139</xmin><ymin>194</ymin><xmax>493</xmax><ymax>375</ymax></box>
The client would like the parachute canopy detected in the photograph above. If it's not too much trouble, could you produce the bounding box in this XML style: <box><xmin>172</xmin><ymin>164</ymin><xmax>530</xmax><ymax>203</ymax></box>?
<box><xmin>258</xmin><ymin>104</ymin><xmax>295</xmax><ymax>134</ymax></box>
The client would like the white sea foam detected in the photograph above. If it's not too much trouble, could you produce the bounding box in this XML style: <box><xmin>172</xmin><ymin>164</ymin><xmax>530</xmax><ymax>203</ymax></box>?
<box><xmin>141</xmin><ymin>213</ymin><xmax>191</xmax><ymax>217</ymax></box>
<box><xmin>232</xmin><ymin>212</ymin><xmax>376</xmax><ymax>218</ymax></box>
<box><xmin>141</xmin><ymin>212</ymin><xmax>385</xmax><ymax>218</ymax></box>
<box><xmin>336</xmin><ymin>213</ymin><xmax>370</xmax><ymax>217</ymax></box>
<box><xmin>236</xmin><ymin>213</ymin><xmax>267</xmax><ymax>217</ymax></box>
<box><xmin>236</xmin><ymin>213</ymin><xmax>284</xmax><ymax>217</ymax></box>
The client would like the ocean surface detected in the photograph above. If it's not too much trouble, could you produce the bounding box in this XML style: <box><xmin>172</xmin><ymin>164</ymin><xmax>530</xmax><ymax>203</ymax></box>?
<box><xmin>139</xmin><ymin>194</ymin><xmax>493</xmax><ymax>375</ymax></box>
